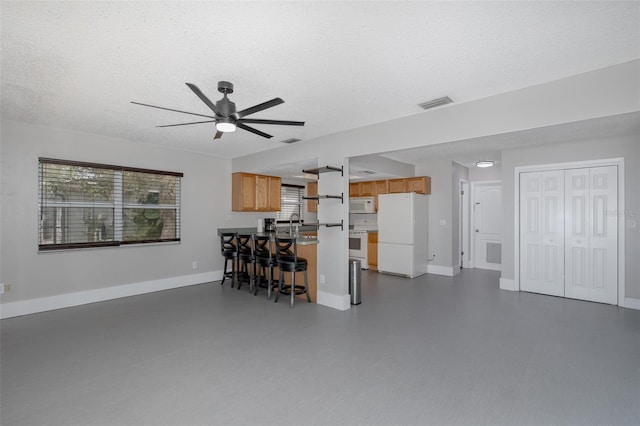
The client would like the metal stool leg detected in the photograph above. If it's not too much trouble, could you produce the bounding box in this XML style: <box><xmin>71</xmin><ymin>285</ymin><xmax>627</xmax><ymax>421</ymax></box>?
<box><xmin>290</xmin><ymin>271</ymin><xmax>295</xmax><ymax>308</ymax></box>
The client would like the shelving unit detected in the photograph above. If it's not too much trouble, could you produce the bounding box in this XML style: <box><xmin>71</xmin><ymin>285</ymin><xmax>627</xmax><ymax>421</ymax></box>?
<box><xmin>303</xmin><ymin>165</ymin><xmax>344</xmax><ymax>230</ymax></box>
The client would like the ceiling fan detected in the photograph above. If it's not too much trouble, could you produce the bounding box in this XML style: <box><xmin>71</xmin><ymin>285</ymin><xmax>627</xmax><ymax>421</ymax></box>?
<box><xmin>132</xmin><ymin>81</ymin><xmax>304</xmax><ymax>140</ymax></box>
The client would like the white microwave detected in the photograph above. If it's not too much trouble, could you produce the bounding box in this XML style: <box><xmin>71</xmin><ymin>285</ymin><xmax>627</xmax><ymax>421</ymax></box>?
<box><xmin>350</xmin><ymin>197</ymin><xmax>375</xmax><ymax>214</ymax></box>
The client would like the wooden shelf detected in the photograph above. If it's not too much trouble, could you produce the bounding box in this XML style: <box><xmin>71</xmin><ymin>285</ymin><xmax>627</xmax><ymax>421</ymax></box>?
<box><xmin>302</xmin><ymin>193</ymin><xmax>343</xmax><ymax>203</ymax></box>
<box><xmin>302</xmin><ymin>165</ymin><xmax>343</xmax><ymax>177</ymax></box>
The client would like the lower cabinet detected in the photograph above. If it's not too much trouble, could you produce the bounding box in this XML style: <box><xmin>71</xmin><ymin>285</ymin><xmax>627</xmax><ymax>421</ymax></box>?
<box><xmin>368</xmin><ymin>232</ymin><xmax>378</xmax><ymax>271</ymax></box>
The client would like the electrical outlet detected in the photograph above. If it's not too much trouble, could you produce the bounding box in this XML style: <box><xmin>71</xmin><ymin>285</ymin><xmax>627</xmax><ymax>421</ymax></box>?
<box><xmin>2</xmin><ymin>284</ymin><xmax>12</xmax><ymax>293</ymax></box>
<box><xmin>192</xmin><ymin>261</ymin><xmax>198</xmax><ymax>270</ymax></box>
<box><xmin>319</xmin><ymin>274</ymin><xmax>325</xmax><ymax>284</ymax></box>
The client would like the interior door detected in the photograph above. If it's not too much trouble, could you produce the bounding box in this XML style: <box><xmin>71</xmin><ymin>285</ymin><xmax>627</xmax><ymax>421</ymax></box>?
<box><xmin>565</xmin><ymin>166</ymin><xmax>617</xmax><ymax>304</ymax></box>
<box><xmin>473</xmin><ymin>182</ymin><xmax>502</xmax><ymax>270</ymax></box>
<box><xmin>519</xmin><ymin>170</ymin><xmax>565</xmax><ymax>296</ymax></box>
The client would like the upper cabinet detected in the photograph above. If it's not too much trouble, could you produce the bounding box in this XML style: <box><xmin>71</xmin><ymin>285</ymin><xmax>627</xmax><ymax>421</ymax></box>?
<box><xmin>232</xmin><ymin>172</ymin><xmax>281</xmax><ymax>212</ymax></box>
<box><xmin>406</xmin><ymin>176</ymin><xmax>431</xmax><ymax>194</ymax></box>
<box><xmin>351</xmin><ymin>176</ymin><xmax>430</xmax><ymax>197</ymax></box>
<box><xmin>387</xmin><ymin>178</ymin><xmax>407</xmax><ymax>193</ymax></box>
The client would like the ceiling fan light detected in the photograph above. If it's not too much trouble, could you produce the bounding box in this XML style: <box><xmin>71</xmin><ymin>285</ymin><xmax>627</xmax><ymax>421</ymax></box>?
<box><xmin>476</xmin><ymin>161</ymin><xmax>494</xmax><ymax>168</ymax></box>
<box><xmin>216</xmin><ymin>120</ymin><xmax>236</xmax><ymax>133</ymax></box>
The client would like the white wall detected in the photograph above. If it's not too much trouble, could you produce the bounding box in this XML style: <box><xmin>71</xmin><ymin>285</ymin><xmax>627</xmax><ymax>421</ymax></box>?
<box><xmin>0</xmin><ymin>120</ymin><xmax>232</xmax><ymax>315</ymax></box>
<box><xmin>500</xmin><ymin>135</ymin><xmax>640</xmax><ymax>300</ymax></box>
<box><xmin>414</xmin><ymin>160</ymin><xmax>453</xmax><ymax>271</ymax></box>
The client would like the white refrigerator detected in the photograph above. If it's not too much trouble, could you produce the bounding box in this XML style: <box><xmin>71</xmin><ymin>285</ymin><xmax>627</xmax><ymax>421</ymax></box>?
<box><xmin>377</xmin><ymin>193</ymin><xmax>429</xmax><ymax>278</ymax></box>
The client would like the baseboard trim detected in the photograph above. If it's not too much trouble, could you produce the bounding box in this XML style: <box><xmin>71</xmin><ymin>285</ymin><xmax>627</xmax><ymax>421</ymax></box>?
<box><xmin>427</xmin><ymin>264</ymin><xmax>455</xmax><ymax>276</ymax></box>
<box><xmin>623</xmin><ymin>297</ymin><xmax>640</xmax><ymax>311</ymax></box>
<box><xmin>500</xmin><ymin>277</ymin><xmax>517</xmax><ymax>291</ymax></box>
<box><xmin>0</xmin><ymin>271</ymin><xmax>222</xmax><ymax>319</ymax></box>
<box><xmin>316</xmin><ymin>291</ymin><xmax>351</xmax><ymax>311</ymax></box>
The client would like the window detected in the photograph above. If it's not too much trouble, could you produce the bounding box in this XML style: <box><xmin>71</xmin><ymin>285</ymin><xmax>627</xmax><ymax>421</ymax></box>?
<box><xmin>275</xmin><ymin>184</ymin><xmax>305</xmax><ymax>223</ymax></box>
<box><xmin>38</xmin><ymin>158</ymin><xmax>182</xmax><ymax>251</ymax></box>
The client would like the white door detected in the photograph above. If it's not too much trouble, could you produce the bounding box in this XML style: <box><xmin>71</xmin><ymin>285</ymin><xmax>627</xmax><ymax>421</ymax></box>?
<box><xmin>565</xmin><ymin>166</ymin><xmax>617</xmax><ymax>304</ymax></box>
<box><xmin>519</xmin><ymin>170</ymin><xmax>565</xmax><ymax>297</ymax></box>
<box><xmin>473</xmin><ymin>182</ymin><xmax>502</xmax><ymax>271</ymax></box>
<box><xmin>518</xmin><ymin>165</ymin><xmax>618</xmax><ymax>304</ymax></box>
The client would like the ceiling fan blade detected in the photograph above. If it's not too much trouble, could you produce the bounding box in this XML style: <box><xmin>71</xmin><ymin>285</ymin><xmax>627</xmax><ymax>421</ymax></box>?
<box><xmin>157</xmin><ymin>120</ymin><xmax>217</xmax><ymax>128</ymax></box>
<box><xmin>131</xmin><ymin>101</ymin><xmax>216</xmax><ymax>119</ymax></box>
<box><xmin>214</xmin><ymin>131</ymin><xmax>224</xmax><ymax>140</ymax></box>
<box><xmin>236</xmin><ymin>98</ymin><xmax>284</xmax><ymax>118</ymax></box>
<box><xmin>185</xmin><ymin>83</ymin><xmax>222</xmax><ymax>115</ymax></box>
<box><xmin>238</xmin><ymin>118</ymin><xmax>305</xmax><ymax>126</ymax></box>
<box><xmin>237</xmin><ymin>123</ymin><xmax>273</xmax><ymax>139</ymax></box>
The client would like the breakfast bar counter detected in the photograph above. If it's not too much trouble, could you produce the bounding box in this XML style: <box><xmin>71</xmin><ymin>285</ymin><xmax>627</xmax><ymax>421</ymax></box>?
<box><xmin>217</xmin><ymin>227</ymin><xmax>318</xmax><ymax>301</ymax></box>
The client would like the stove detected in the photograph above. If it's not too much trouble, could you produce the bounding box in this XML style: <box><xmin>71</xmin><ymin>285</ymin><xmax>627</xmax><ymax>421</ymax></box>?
<box><xmin>349</xmin><ymin>219</ymin><xmax>377</xmax><ymax>269</ymax></box>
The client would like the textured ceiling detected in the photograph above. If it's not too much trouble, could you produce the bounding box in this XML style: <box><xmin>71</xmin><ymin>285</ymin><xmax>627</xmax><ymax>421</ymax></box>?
<box><xmin>2</xmin><ymin>1</ymin><xmax>639</xmax><ymax>160</ymax></box>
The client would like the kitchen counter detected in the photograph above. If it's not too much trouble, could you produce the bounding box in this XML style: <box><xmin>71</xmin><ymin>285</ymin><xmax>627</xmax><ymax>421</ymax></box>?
<box><xmin>216</xmin><ymin>227</ymin><xmax>318</xmax><ymax>301</ymax></box>
<box><xmin>217</xmin><ymin>227</ymin><xmax>319</xmax><ymax>245</ymax></box>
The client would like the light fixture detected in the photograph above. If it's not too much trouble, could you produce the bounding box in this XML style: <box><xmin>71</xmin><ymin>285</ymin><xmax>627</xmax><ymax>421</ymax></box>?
<box><xmin>216</xmin><ymin>117</ymin><xmax>236</xmax><ymax>133</ymax></box>
<box><xmin>476</xmin><ymin>161</ymin><xmax>494</xmax><ymax>168</ymax></box>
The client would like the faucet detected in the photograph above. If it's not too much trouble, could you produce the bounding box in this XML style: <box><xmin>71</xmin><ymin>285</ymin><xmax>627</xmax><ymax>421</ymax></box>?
<box><xmin>289</xmin><ymin>213</ymin><xmax>300</xmax><ymax>237</ymax></box>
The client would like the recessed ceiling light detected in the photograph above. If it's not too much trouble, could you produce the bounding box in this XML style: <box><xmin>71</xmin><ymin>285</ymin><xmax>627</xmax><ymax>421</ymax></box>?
<box><xmin>476</xmin><ymin>161</ymin><xmax>494</xmax><ymax>168</ymax></box>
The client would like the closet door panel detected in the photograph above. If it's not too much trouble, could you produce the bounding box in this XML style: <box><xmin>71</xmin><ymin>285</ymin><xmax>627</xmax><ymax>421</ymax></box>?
<box><xmin>587</xmin><ymin>166</ymin><xmax>617</xmax><ymax>304</ymax></box>
<box><xmin>519</xmin><ymin>170</ymin><xmax>564</xmax><ymax>296</ymax></box>
<box><xmin>565</xmin><ymin>166</ymin><xmax>617</xmax><ymax>304</ymax></box>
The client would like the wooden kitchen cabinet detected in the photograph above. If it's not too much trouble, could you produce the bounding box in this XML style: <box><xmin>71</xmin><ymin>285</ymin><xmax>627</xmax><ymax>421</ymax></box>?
<box><xmin>373</xmin><ymin>180</ymin><xmax>388</xmax><ymax>211</ymax></box>
<box><xmin>406</xmin><ymin>176</ymin><xmax>431</xmax><ymax>194</ymax></box>
<box><xmin>349</xmin><ymin>176</ymin><xmax>430</xmax><ymax>205</ymax></box>
<box><xmin>388</xmin><ymin>178</ymin><xmax>407</xmax><ymax>193</ymax></box>
<box><xmin>307</xmin><ymin>181</ymin><xmax>318</xmax><ymax>212</ymax></box>
<box><xmin>368</xmin><ymin>232</ymin><xmax>378</xmax><ymax>271</ymax></box>
<box><xmin>232</xmin><ymin>172</ymin><xmax>281</xmax><ymax>212</ymax></box>
<box><xmin>268</xmin><ymin>176</ymin><xmax>282</xmax><ymax>211</ymax></box>
<box><xmin>358</xmin><ymin>181</ymin><xmax>375</xmax><ymax>196</ymax></box>
<box><xmin>349</xmin><ymin>182</ymin><xmax>361</xmax><ymax>197</ymax></box>
<box><xmin>386</xmin><ymin>177</ymin><xmax>431</xmax><ymax>195</ymax></box>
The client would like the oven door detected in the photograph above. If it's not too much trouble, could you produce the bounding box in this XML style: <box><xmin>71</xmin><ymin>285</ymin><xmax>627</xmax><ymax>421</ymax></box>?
<box><xmin>349</xmin><ymin>232</ymin><xmax>369</xmax><ymax>268</ymax></box>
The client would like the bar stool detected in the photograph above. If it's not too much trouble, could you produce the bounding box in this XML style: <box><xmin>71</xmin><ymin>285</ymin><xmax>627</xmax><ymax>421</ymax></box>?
<box><xmin>219</xmin><ymin>232</ymin><xmax>238</xmax><ymax>287</ymax></box>
<box><xmin>254</xmin><ymin>234</ymin><xmax>278</xmax><ymax>299</ymax></box>
<box><xmin>274</xmin><ymin>236</ymin><xmax>311</xmax><ymax>308</ymax></box>
<box><xmin>236</xmin><ymin>233</ymin><xmax>257</xmax><ymax>293</ymax></box>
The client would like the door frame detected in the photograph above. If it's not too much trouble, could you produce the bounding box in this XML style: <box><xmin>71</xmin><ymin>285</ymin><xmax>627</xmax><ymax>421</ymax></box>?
<box><xmin>470</xmin><ymin>180</ymin><xmax>502</xmax><ymax>270</ymax></box>
<box><xmin>459</xmin><ymin>180</ymin><xmax>470</xmax><ymax>269</ymax></box>
<box><xmin>514</xmin><ymin>158</ymin><xmax>625</xmax><ymax>305</ymax></box>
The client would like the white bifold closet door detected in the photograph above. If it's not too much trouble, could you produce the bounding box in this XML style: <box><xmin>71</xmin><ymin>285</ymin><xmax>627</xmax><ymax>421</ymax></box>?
<box><xmin>564</xmin><ymin>166</ymin><xmax>617</xmax><ymax>304</ymax></box>
<box><xmin>520</xmin><ymin>170</ymin><xmax>565</xmax><ymax>296</ymax></box>
<box><xmin>520</xmin><ymin>166</ymin><xmax>617</xmax><ymax>304</ymax></box>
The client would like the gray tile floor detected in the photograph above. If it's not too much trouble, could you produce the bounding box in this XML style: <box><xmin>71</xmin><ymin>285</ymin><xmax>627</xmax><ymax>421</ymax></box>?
<box><xmin>2</xmin><ymin>269</ymin><xmax>639</xmax><ymax>425</ymax></box>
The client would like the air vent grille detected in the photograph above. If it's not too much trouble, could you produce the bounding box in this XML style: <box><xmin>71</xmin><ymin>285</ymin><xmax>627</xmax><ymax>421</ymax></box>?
<box><xmin>281</xmin><ymin>138</ymin><xmax>302</xmax><ymax>144</ymax></box>
<box><xmin>358</xmin><ymin>170</ymin><xmax>376</xmax><ymax>175</ymax></box>
<box><xmin>418</xmin><ymin>96</ymin><xmax>453</xmax><ymax>110</ymax></box>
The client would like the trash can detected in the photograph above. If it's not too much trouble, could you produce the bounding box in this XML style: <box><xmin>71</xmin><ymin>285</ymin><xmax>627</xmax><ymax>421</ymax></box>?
<box><xmin>349</xmin><ymin>258</ymin><xmax>361</xmax><ymax>305</ymax></box>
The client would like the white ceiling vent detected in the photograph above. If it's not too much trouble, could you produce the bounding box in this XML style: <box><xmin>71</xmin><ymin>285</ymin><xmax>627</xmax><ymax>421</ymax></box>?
<box><xmin>281</xmin><ymin>138</ymin><xmax>302</xmax><ymax>144</ymax></box>
<box><xmin>418</xmin><ymin>96</ymin><xmax>453</xmax><ymax>110</ymax></box>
